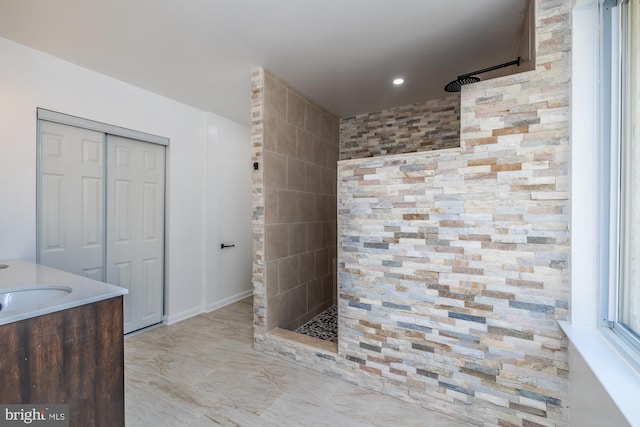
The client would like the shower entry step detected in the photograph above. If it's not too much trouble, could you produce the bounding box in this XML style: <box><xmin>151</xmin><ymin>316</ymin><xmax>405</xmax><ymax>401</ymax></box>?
<box><xmin>295</xmin><ymin>305</ymin><xmax>337</xmax><ymax>343</ymax></box>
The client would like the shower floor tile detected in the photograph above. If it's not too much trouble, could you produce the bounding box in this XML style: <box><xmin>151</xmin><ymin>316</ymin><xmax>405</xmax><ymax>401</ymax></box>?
<box><xmin>295</xmin><ymin>305</ymin><xmax>337</xmax><ymax>343</ymax></box>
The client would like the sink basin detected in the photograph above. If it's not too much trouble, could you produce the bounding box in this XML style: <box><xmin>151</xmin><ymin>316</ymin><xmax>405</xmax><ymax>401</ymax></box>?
<box><xmin>0</xmin><ymin>286</ymin><xmax>72</xmax><ymax>313</ymax></box>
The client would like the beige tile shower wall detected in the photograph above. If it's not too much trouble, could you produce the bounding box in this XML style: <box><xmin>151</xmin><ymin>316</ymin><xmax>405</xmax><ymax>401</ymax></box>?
<box><xmin>340</xmin><ymin>93</ymin><xmax>460</xmax><ymax>160</ymax></box>
<box><xmin>262</xmin><ymin>71</ymin><xmax>339</xmax><ymax>331</ymax></box>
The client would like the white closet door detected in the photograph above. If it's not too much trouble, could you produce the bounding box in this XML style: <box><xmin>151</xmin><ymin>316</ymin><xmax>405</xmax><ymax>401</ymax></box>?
<box><xmin>38</xmin><ymin>121</ymin><xmax>105</xmax><ymax>280</ymax></box>
<box><xmin>106</xmin><ymin>135</ymin><xmax>165</xmax><ymax>334</ymax></box>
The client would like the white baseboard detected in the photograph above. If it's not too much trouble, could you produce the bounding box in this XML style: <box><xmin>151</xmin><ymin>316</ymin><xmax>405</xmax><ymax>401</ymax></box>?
<box><xmin>205</xmin><ymin>289</ymin><xmax>252</xmax><ymax>313</ymax></box>
<box><xmin>163</xmin><ymin>289</ymin><xmax>252</xmax><ymax>325</ymax></box>
<box><xmin>164</xmin><ymin>306</ymin><xmax>203</xmax><ymax>325</ymax></box>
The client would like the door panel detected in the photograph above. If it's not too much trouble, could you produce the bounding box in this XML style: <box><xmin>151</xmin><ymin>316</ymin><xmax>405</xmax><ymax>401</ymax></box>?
<box><xmin>82</xmin><ymin>177</ymin><xmax>102</xmax><ymax>247</ymax></box>
<box><xmin>143</xmin><ymin>182</ymin><xmax>159</xmax><ymax>240</ymax></box>
<box><xmin>106</xmin><ymin>135</ymin><xmax>165</xmax><ymax>334</ymax></box>
<box><xmin>142</xmin><ymin>258</ymin><xmax>159</xmax><ymax>319</ymax></box>
<box><xmin>114</xmin><ymin>179</ymin><xmax>132</xmax><ymax>243</ymax></box>
<box><xmin>41</xmin><ymin>173</ymin><xmax>65</xmax><ymax>251</ymax></box>
<box><xmin>114</xmin><ymin>261</ymin><xmax>132</xmax><ymax>327</ymax></box>
<box><xmin>39</xmin><ymin>121</ymin><xmax>104</xmax><ymax>279</ymax></box>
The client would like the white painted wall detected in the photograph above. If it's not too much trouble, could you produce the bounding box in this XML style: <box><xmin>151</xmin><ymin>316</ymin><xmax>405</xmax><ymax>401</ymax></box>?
<box><xmin>569</xmin><ymin>343</ymin><xmax>630</xmax><ymax>427</ymax></box>
<box><xmin>0</xmin><ymin>36</ymin><xmax>251</xmax><ymax>324</ymax></box>
<box><xmin>204</xmin><ymin>113</ymin><xmax>253</xmax><ymax>310</ymax></box>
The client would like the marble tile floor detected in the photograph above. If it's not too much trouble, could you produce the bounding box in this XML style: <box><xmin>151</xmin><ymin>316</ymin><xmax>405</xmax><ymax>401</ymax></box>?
<box><xmin>125</xmin><ymin>297</ymin><xmax>471</xmax><ymax>427</ymax></box>
<box><xmin>295</xmin><ymin>305</ymin><xmax>338</xmax><ymax>343</ymax></box>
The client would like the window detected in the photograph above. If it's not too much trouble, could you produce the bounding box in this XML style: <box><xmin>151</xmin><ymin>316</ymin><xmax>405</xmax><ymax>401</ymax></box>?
<box><xmin>604</xmin><ymin>0</ymin><xmax>640</xmax><ymax>352</ymax></box>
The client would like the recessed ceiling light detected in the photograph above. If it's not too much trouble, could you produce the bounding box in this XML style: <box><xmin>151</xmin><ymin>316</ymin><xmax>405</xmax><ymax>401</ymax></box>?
<box><xmin>392</xmin><ymin>78</ymin><xmax>405</xmax><ymax>85</ymax></box>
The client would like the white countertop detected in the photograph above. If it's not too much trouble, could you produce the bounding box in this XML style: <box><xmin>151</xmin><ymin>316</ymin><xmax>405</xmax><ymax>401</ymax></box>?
<box><xmin>0</xmin><ymin>259</ymin><xmax>128</xmax><ymax>325</ymax></box>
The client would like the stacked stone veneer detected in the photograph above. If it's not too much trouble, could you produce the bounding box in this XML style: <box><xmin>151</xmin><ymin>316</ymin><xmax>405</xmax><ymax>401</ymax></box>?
<box><xmin>253</xmin><ymin>0</ymin><xmax>571</xmax><ymax>425</ymax></box>
<box><xmin>258</xmin><ymin>70</ymin><xmax>339</xmax><ymax>332</ymax></box>
<box><xmin>251</xmin><ymin>67</ymin><xmax>267</xmax><ymax>339</ymax></box>
<box><xmin>340</xmin><ymin>93</ymin><xmax>460</xmax><ymax>160</ymax></box>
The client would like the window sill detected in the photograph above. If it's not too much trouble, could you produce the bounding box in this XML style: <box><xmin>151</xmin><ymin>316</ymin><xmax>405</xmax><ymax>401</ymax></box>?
<box><xmin>559</xmin><ymin>320</ymin><xmax>640</xmax><ymax>425</ymax></box>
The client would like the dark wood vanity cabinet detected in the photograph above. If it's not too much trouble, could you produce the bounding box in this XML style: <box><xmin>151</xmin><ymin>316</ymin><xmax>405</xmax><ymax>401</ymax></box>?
<box><xmin>0</xmin><ymin>296</ymin><xmax>125</xmax><ymax>427</ymax></box>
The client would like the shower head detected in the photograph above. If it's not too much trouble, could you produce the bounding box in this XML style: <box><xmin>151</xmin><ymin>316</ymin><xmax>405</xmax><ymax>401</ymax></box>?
<box><xmin>444</xmin><ymin>57</ymin><xmax>521</xmax><ymax>92</ymax></box>
<box><xmin>444</xmin><ymin>76</ymin><xmax>481</xmax><ymax>92</ymax></box>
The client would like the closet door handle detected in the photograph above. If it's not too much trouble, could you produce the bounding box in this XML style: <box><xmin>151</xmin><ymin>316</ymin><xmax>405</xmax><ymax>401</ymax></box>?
<box><xmin>221</xmin><ymin>243</ymin><xmax>235</xmax><ymax>249</ymax></box>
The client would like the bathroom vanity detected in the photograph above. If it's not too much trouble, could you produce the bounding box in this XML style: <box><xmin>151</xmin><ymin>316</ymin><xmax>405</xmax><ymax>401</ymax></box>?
<box><xmin>0</xmin><ymin>260</ymin><xmax>127</xmax><ymax>427</ymax></box>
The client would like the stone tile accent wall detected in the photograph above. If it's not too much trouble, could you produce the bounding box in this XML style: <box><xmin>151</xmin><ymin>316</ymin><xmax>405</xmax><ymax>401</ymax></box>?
<box><xmin>340</xmin><ymin>93</ymin><xmax>460</xmax><ymax>160</ymax></box>
<box><xmin>251</xmin><ymin>67</ymin><xmax>267</xmax><ymax>341</ymax></box>
<box><xmin>254</xmin><ymin>0</ymin><xmax>571</xmax><ymax>425</ymax></box>
<box><xmin>260</xmin><ymin>70</ymin><xmax>339</xmax><ymax>332</ymax></box>
<box><xmin>336</xmin><ymin>0</ymin><xmax>571</xmax><ymax>424</ymax></box>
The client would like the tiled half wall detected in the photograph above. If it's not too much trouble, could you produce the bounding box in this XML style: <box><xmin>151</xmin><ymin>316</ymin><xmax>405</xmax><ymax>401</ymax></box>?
<box><xmin>340</xmin><ymin>93</ymin><xmax>461</xmax><ymax>160</ymax></box>
<box><xmin>254</xmin><ymin>0</ymin><xmax>570</xmax><ymax>425</ymax></box>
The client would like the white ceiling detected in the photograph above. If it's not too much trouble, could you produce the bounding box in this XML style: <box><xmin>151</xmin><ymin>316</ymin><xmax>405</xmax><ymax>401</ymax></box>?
<box><xmin>0</xmin><ymin>0</ymin><xmax>529</xmax><ymax>125</ymax></box>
